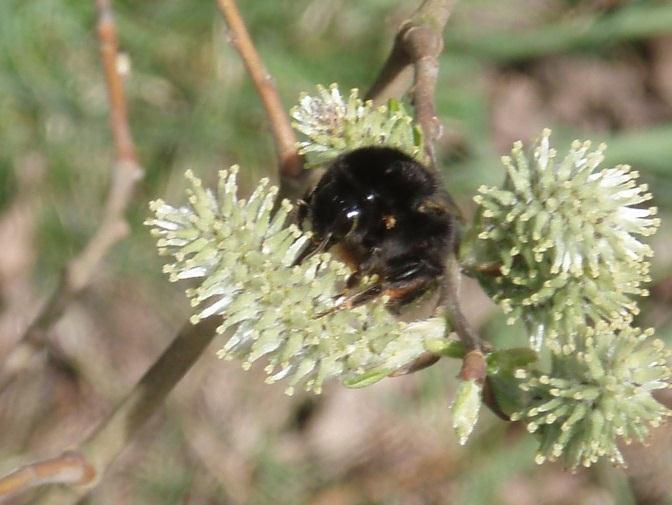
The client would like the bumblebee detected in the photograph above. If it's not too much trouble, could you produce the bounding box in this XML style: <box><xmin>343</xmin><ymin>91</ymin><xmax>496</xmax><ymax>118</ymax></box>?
<box><xmin>294</xmin><ymin>146</ymin><xmax>457</xmax><ymax>314</ymax></box>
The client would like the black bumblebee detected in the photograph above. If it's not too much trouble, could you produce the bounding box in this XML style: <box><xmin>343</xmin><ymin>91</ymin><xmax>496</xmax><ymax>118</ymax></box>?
<box><xmin>294</xmin><ymin>146</ymin><xmax>457</xmax><ymax>314</ymax></box>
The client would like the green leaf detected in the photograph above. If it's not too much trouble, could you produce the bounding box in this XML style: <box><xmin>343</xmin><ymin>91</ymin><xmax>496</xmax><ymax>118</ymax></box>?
<box><xmin>424</xmin><ymin>338</ymin><xmax>465</xmax><ymax>358</ymax></box>
<box><xmin>485</xmin><ymin>373</ymin><xmax>528</xmax><ymax>420</ymax></box>
<box><xmin>486</xmin><ymin>348</ymin><xmax>537</xmax><ymax>375</ymax></box>
<box><xmin>387</xmin><ymin>98</ymin><xmax>400</xmax><ymax>113</ymax></box>
<box><xmin>343</xmin><ymin>370</ymin><xmax>391</xmax><ymax>388</ymax></box>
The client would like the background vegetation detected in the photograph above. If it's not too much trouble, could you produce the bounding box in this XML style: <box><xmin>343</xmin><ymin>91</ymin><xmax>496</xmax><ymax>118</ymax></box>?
<box><xmin>1</xmin><ymin>0</ymin><xmax>672</xmax><ymax>503</ymax></box>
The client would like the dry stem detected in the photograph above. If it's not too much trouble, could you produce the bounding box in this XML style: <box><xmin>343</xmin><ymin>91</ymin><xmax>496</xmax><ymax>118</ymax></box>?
<box><xmin>0</xmin><ymin>0</ymin><xmax>143</xmax><ymax>391</ymax></box>
<box><xmin>0</xmin><ymin>452</ymin><xmax>95</xmax><ymax>500</ymax></box>
<box><xmin>215</xmin><ymin>0</ymin><xmax>302</xmax><ymax>180</ymax></box>
<box><xmin>366</xmin><ymin>0</ymin><xmax>456</xmax><ymax>166</ymax></box>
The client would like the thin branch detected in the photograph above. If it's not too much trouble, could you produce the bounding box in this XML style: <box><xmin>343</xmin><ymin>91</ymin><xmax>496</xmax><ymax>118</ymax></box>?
<box><xmin>366</xmin><ymin>0</ymin><xmax>456</xmax><ymax>166</ymax></box>
<box><xmin>96</xmin><ymin>0</ymin><xmax>137</xmax><ymax>165</ymax></box>
<box><xmin>0</xmin><ymin>452</ymin><xmax>94</xmax><ymax>500</ymax></box>
<box><xmin>407</xmin><ymin>27</ymin><xmax>443</xmax><ymax>167</ymax></box>
<box><xmin>215</xmin><ymin>0</ymin><xmax>302</xmax><ymax>180</ymax></box>
<box><xmin>365</xmin><ymin>33</ymin><xmax>413</xmax><ymax>105</ymax></box>
<box><xmin>366</xmin><ymin>0</ymin><xmax>455</xmax><ymax>102</ymax></box>
<box><xmin>442</xmin><ymin>255</ymin><xmax>482</xmax><ymax>351</ymax></box>
<box><xmin>0</xmin><ymin>0</ymin><xmax>143</xmax><ymax>391</ymax></box>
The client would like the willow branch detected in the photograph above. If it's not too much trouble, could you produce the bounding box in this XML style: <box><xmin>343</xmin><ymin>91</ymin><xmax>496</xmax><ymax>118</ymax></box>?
<box><xmin>408</xmin><ymin>28</ymin><xmax>443</xmax><ymax>167</ymax></box>
<box><xmin>366</xmin><ymin>0</ymin><xmax>455</xmax><ymax>101</ymax></box>
<box><xmin>0</xmin><ymin>0</ymin><xmax>143</xmax><ymax>390</ymax></box>
<box><xmin>215</xmin><ymin>0</ymin><xmax>302</xmax><ymax>180</ymax></box>
<box><xmin>366</xmin><ymin>0</ymin><xmax>456</xmax><ymax>166</ymax></box>
<box><xmin>0</xmin><ymin>452</ymin><xmax>95</xmax><ymax>501</ymax></box>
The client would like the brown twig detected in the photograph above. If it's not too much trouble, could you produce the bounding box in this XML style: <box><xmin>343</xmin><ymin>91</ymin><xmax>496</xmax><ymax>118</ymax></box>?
<box><xmin>0</xmin><ymin>0</ymin><xmax>143</xmax><ymax>391</ymax></box>
<box><xmin>215</xmin><ymin>0</ymin><xmax>302</xmax><ymax>180</ymax></box>
<box><xmin>366</xmin><ymin>0</ymin><xmax>456</xmax><ymax>166</ymax></box>
<box><xmin>0</xmin><ymin>452</ymin><xmax>95</xmax><ymax>500</ymax></box>
<box><xmin>365</xmin><ymin>0</ymin><xmax>455</xmax><ymax>102</ymax></box>
<box><xmin>96</xmin><ymin>0</ymin><xmax>137</xmax><ymax>164</ymax></box>
<box><xmin>442</xmin><ymin>253</ymin><xmax>486</xmax><ymax>387</ymax></box>
<box><xmin>403</xmin><ymin>21</ymin><xmax>445</xmax><ymax>167</ymax></box>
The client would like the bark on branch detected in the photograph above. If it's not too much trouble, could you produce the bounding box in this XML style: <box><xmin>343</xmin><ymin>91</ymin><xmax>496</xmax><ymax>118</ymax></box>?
<box><xmin>366</xmin><ymin>0</ymin><xmax>456</xmax><ymax>166</ymax></box>
<box><xmin>0</xmin><ymin>452</ymin><xmax>94</xmax><ymax>501</ymax></box>
<box><xmin>215</xmin><ymin>0</ymin><xmax>303</xmax><ymax>180</ymax></box>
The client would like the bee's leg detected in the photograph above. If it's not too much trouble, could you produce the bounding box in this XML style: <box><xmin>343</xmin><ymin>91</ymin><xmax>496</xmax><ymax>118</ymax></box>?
<box><xmin>345</xmin><ymin>269</ymin><xmax>363</xmax><ymax>289</ymax></box>
<box><xmin>331</xmin><ymin>269</ymin><xmax>363</xmax><ymax>302</ymax></box>
<box><xmin>331</xmin><ymin>251</ymin><xmax>384</xmax><ymax>301</ymax></box>
<box><xmin>325</xmin><ymin>259</ymin><xmax>433</xmax><ymax>315</ymax></box>
<box><xmin>383</xmin><ymin>261</ymin><xmax>440</xmax><ymax>312</ymax></box>
<box><xmin>315</xmin><ymin>283</ymin><xmax>384</xmax><ymax>318</ymax></box>
<box><xmin>384</xmin><ymin>277</ymin><xmax>436</xmax><ymax>313</ymax></box>
<box><xmin>295</xmin><ymin>185</ymin><xmax>316</xmax><ymax>231</ymax></box>
<box><xmin>291</xmin><ymin>233</ymin><xmax>335</xmax><ymax>267</ymax></box>
<box><xmin>339</xmin><ymin>246</ymin><xmax>382</xmax><ymax>293</ymax></box>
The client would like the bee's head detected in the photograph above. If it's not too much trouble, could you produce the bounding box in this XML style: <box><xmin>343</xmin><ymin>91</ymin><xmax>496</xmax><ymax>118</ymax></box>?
<box><xmin>297</xmin><ymin>180</ymin><xmax>363</xmax><ymax>239</ymax></box>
